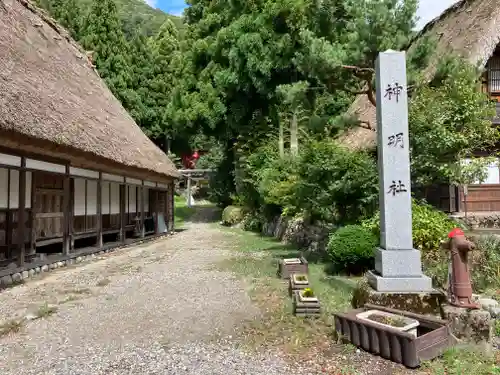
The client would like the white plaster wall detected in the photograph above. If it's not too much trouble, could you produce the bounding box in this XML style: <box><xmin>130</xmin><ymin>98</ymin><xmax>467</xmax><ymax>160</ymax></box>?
<box><xmin>0</xmin><ymin>153</ymin><xmax>21</xmax><ymax>166</ymax></box>
<box><xmin>110</xmin><ymin>182</ymin><xmax>120</xmax><ymax>214</ymax></box>
<box><xmin>7</xmin><ymin>170</ymin><xmax>32</xmax><ymax>209</ymax></box>
<box><xmin>102</xmin><ymin>181</ymin><xmax>110</xmax><ymax>215</ymax></box>
<box><xmin>0</xmin><ymin>168</ymin><xmax>7</xmax><ymax>208</ymax></box>
<box><xmin>128</xmin><ymin>186</ymin><xmax>137</xmax><ymax>213</ymax></box>
<box><xmin>87</xmin><ymin>180</ymin><xmax>97</xmax><ymax>215</ymax></box>
<box><xmin>74</xmin><ymin>178</ymin><xmax>86</xmax><ymax>215</ymax></box>
<box><xmin>26</xmin><ymin>159</ymin><xmax>65</xmax><ymax>174</ymax></box>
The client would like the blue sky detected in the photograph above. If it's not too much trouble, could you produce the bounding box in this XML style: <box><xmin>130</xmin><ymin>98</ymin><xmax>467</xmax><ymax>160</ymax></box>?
<box><xmin>146</xmin><ymin>0</ymin><xmax>460</xmax><ymax>29</ymax></box>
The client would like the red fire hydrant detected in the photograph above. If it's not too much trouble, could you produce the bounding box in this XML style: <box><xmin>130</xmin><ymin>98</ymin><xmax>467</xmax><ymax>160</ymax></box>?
<box><xmin>443</xmin><ymin>228</ymin><xmax>479</xmax><ymax>309</ymax></box>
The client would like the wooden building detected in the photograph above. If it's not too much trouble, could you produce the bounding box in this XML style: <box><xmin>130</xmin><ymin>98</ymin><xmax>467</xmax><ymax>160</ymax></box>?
<box><xmin>339</xmin><ymin>0</ymin><xmax>500</xmax><ymax>214</ymax></box>
<box><xmin>0</xmin><ymin>0</ymin><xmax>179</xmax><ymax>272</ymax></box>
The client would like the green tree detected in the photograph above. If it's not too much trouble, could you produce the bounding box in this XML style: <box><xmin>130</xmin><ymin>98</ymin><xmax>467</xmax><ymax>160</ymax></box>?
<box><xmin>409</xmin><ymin>59</ymin><xmax>500</xmax><ymax>187</ymax></box>
<box><xmin>80</xmin><ymin>0</ymin><xmax>135</xmax><ymax>106</ymax></box>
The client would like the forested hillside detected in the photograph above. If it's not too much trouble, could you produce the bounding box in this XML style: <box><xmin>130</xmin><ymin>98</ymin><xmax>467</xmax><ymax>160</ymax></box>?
<box><xmin>34</xmin><ymin>0</ymin><xmax>183</xmax><ymax>152</ymax></box>
<box><xmin>35</xmin><ymin>0</ymin><xmax>184</xmax><ymax>38</ymax></box>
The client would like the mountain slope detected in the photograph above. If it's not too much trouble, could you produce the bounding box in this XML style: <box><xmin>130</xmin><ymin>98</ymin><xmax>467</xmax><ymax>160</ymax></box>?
<box><xmin>35</xmin><ymin>0</ymin><xmax>184</xmax><ymax>38</ymax></box>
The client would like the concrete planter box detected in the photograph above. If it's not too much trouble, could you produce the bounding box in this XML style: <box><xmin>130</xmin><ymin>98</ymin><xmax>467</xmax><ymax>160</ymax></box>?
<box><xmin>357</xmin><ymin>309</ymin><xmax>419</xmax><ymax>338</ymax></box>
<box><xmin>334</xmin><ymin>304</ymin><xmax>457</xmax><ymax>368</ymax></box>
<box><xmin>288</xmin><ymin>274</ymin><xmax>310</xmax><ymax>296</ymax></box>
<box><xmin>292</xmin><ymin>290</ymin><xmax>321</xmax><ymax>317</ymax></box>
<box><xmin>278</xmin><ymin>256</ymin><xmax>308</xmax><ymax>279</ymax></box>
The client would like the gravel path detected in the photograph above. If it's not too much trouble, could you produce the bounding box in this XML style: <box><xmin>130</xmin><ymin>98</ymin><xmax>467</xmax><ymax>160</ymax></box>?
<box><xmin>0</xmin><ymin>221</ymin><xmax>301</xmax><ymax>375</ymax></box>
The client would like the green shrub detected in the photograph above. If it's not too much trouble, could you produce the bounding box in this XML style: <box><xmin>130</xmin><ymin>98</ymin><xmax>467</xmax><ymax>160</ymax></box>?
<box><xmin>470</xmin><ymin>235</ymin><xmax>500</xmax><ymax>292</ymax></box>
<box><xmin>294</xmin><ymin>141</ymin><xmax>378</xmax><ymax>225</ymax></box>
<box><xmin>327</xmin><ymin>225</ymin><xmax>378</xmax><ymax>274</ymax></box>
<box><xmin>362</xmin><ymin>199</ymin><xmax>455</xmax><ymax>259</ymax></box>
<box><xmin>242</xmin><ymin>212</ymin><xmax>264</xmax><ymax>232</ymax></box>
<box><xmin>221</xmin><ymin>206</ymin><xmax>245</xmax><ymax>226</ymax></box>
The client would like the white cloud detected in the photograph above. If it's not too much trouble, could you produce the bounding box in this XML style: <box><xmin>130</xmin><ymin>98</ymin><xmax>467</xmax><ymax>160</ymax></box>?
<box><xmin>144</xmin><ymin>0</ymin><xmax>157</xmax><ymax>7</ymax></box>
<box><xmin>416</xmin><ymin>0</ymin><xmax>459</xmax><ymax>29</ymax></box>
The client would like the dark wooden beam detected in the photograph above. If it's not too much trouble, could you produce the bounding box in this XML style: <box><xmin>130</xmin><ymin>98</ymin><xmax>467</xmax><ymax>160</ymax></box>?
<box><xmin>170</xmin><ymin>183</ymin><xmax>175</xmax><ymax>233</ymax></box>
<box><xmin>119</xmin><ymin>184</ymin><xmax>126</xmax><ymax>243</ymax></box>
<box><xmin>30</xmin><ymin>171</ymin><xmax>36</xmax><ymax>256</ymax></box>
<box><xmin>96</xmin><ymin>172</ymin><xmax>103</xmax><ymax>248</ymax></box>
<box><xmin>62</xmin><ymin>165</ymin><xmax>70</xmax><ymax>255</ymax></box>
<box><xmin>154</xmin><ymin>190</ymin><xmax>160</xmax><ymax>235</ymax></box>
<box><xmin>140</xmin><ymin>182</ymin><xmax>145</xmax><ymax>238</ymax></box>
<box><xmin>18</xmin><ymin>158</ymin><xmax>26</xmax><ymax>266</ymax></box>
<box><xmin>6</xmin><ymin>169</ymin><xmax>11</xmax><ymax>260</ymax></box>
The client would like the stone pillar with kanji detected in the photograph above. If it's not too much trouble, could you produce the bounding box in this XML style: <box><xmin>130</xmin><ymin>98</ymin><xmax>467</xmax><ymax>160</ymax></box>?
<box><xmin>366</xmin><ymin>50</ymin><xmax>432</xmax><ymax>292</ymax></box>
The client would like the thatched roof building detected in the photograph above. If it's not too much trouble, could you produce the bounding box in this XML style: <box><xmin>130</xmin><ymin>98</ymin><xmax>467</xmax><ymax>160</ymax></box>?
<box><xmin>0</xmin><ymin>0</ymin><xmax>179</xmax><ymax>181</ymax></box>
<box><xmin>339</xmin><ymin>0</ymin><xmax>500</xmax><ymax>151</ymax></box>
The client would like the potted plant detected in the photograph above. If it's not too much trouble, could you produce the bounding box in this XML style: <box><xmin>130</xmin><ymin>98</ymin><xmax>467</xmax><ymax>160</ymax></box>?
<box><xmin>293</xmin><ymin>287</ymin><xmax>321</xmax><ymax>317</ymax></box>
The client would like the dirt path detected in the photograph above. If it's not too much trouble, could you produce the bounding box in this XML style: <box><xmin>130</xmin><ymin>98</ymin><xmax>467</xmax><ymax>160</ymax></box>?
<box><xmin>0</xmin><ymin>220</ymin><xmax>301</xmax><ymax>375</ymax></box>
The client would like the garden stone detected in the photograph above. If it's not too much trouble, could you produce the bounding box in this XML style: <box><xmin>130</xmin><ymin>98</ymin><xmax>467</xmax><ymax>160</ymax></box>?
<box><xmin>489</xmin><ymin>307</ymin><xmax>500</xmax><ymax>318</ymax></box>
<box><xmin>41</xmin><ymin>265</ymin><xmax>49</xmax><ymax>272</ymax></box>
<box><xmin>49</xmin><ymin>263</ymin><xmax>56</xmax><ymax>270</ymax></box>
<box><xmin>21</xmin><ymin>271</ymin><xmax>29</xmax><ymax>280</ymax></box>
<box><xmin>442</xmin><ymin>305</ymin><xmax>493</xmax><ymax>349</ymax></box>
<box><xmin>478</xmin><ymin>297</ymin><xmax>498</xmax><ymax>310</ymax></box>
<box><xmin>28</xmin><ymin>269</ymin><xmax>35</xmax><ymax>277</ymax></box>
<box><xmin>12</xmin><ymin>273</ymin><xmax>22</xmax><ymax>283</ymax></box>
<box><xmin>35</xmin><ymin>267</ymin><xmax>41</xmax><ymax>273</ymax></box>
<box><xmin>1</xmin><ymin>275</ymin><xmax>13</xmax><ymax>286</ymax></box>
<box><xmin>76</xmin><ymin>257</ymin><xmax>83</xmax><ymax>263</ymax></box>
<box><xmin>57</xmin><ymin>262</ymin><xmax>64</xmax><ymax>268</ymax></box>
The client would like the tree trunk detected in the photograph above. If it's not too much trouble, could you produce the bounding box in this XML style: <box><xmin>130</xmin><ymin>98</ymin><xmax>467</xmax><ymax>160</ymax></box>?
<box><xmin>279</xmin><ymin>118</ymin><xmax>284</xmax><ymax>158</ymax></box>
<box><xmin>290</xmin><ymin>110</ymin><xmax>298</xmax><ymax>156</ymax></box>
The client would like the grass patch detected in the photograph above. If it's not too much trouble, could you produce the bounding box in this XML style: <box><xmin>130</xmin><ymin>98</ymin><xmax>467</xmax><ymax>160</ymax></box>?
<box><xmin>96</xmin><ymin>278</ymin><xmax>111</xmax><ymax>287</ymax></box>
<box><xmin>63</xmin><ymin>287</ymin><xmax>92</xmax><ymax>295</ymax></box>
<box><xmin>35</xmin><ymin>302</ymin><xmax>58</xmax><ymax>319</ymax></box>
<box><xmin>174</xmin><ymin>195</ymin><xmax>195</xmax><ymax>228</ymax></box>
<box><xmin>216</xmin><ymin>227</ymin><xmax>356</xmax><ymax>356</ymax></box>
<box><xmin>421</xmin><ymin>346</ymin><xmax>500</xmax><ymax>374</ymax></box>
<box><xmin>0</xmin><ymin>319</ymin><xmax>23</xmax><ymax>337</ymax></box>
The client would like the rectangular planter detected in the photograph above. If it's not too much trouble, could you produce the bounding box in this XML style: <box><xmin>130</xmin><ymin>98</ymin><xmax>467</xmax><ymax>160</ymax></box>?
<box><xmin>288</xmin><ymin>274</ymin><xmax>310</xmax><ymax>297</ymax></box>
<box><xmin>357</xmin><ymin>310</ymin><xmax>419</xmax><ymax>338</ymax></box>
<box><xmin>293</xmin><ymin>290</ymin><xmax>321</xmax><ymax>317</ymax></box>
<box><xmin>278</xmin><ymin>256</ymin><xmax>308</xmax><ymax>280</ymax></box>
<box><xmin>334</xmin><ymin>304</ymin><xmax>456</xmax><ymax>368</ymax></box>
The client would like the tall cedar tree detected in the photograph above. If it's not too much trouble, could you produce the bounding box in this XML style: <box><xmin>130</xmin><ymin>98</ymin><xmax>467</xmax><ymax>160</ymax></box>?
<box><xmin>80</xmin><ymin>0</ymin><xmax>136</xmax><ymax>107</ymax></box>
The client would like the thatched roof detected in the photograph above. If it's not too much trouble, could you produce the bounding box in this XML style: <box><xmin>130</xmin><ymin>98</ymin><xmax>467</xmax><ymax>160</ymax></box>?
<box><xmin>0</xmin><ymin>0</ymin><xmax>179</xmax><ymax>179</ymax></box>
<box><xmin>339</xmin><ymin>0</ymin><xmax>500</xmax><ymax>150</ymax></box>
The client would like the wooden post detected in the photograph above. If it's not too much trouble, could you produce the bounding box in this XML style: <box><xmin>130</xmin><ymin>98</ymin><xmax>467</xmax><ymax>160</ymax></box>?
<box><xmin>18</xmin><ymin>158</ymin><xmax>26</xmax><ymax>266</ymax></box>
<box><xmin>70</xmin><ymin>178</ymin><xmax>75</xmax><ymax>251</ymax></box>
<box><xmin>154</xmin><ymin>190</ymin><xmax>160</xmax><ymax>235</ymax></box>
<box><xmin>30</xmin><ymin>171</ymin><xmax>36</xmax><ymax>255</ymax></box>
<box><xmin>119</xmin><ymin>184</ymin><xmax>126</xmax><ymax>243</ymax></box>
<box><xmin>170</xmin><ymin>183</ymin><xmax>175</xmax><ymax>233</ymax></box>
<box><xmin>96</xmin><ymin>172</ymin><xmax>103</xmax><ymax>248</ymax></box>
<box><xmin>186</xmin><ymin>176</ymin><xmax>192</xmax><ymax>208</ymax></box>
<box><xmin>62</xmin><ymin>165</ymin><xmax>70</xmax><ymax>255</ymax></box>
<box><xmin>140</xmin><ymin>181</ymin><xmax>145</xmax><ymax>238</ymax></box>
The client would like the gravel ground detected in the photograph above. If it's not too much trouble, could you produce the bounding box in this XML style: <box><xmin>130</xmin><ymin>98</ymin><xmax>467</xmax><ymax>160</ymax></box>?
<box><xmin>0</xmin><ymin>221</ymin><xmax>302</xmax><ymax>375</ymax></box>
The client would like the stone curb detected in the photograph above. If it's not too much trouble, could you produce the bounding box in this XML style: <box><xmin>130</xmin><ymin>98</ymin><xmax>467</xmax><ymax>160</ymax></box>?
<box><xmin>0</xmin><ymin>232</ymin><xmax>175</xmax><ymax>291</ymax></box>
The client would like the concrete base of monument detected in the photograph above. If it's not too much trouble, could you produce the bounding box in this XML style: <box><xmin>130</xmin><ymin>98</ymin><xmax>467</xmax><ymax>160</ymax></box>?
<box><xmin>374</xmin><ymin>248</ymin><xmax>424</xmax><ymax>277</ymax></box>
<box><xmin>352</xmin><ymin>277</ymin><xmax>444</xmax><ymax>316</ymax></box>
<box><xmin>366</xmin><ymin>270</ymin><xmax>433</xmax><ymax>293</ymax></box>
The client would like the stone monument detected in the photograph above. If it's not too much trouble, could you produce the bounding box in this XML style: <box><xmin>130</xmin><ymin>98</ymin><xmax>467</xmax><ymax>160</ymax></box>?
<box><xmin>366</xmin><ymin>50</ymin><xmax>432</xmax><ymax>293</ymax></box>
